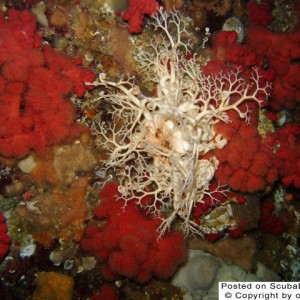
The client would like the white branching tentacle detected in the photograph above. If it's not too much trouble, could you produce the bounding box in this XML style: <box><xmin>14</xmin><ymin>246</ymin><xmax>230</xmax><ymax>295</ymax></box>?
<box><xmin>92</xmin><ymin>10</ymin><xmax>270</xmax><ymax>236</ymax></box>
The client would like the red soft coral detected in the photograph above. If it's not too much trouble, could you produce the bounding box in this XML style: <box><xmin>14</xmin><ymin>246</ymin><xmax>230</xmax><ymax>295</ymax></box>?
<box><xmin>259</xmin><ymin>200</ymin><xmax>287</xmax><ymax>235</ymax></box>
<box><xmin>122</xmin><ymin>0</ymin><xmax>159</xmax><ymax>33</ymax></box>
<box><xmin>0</xmin><ymin>9</ymin><xmax>95</xmax><ymax>158</ymax></box>
<box><xmin>247</xmin><ymin>1</ymin><xmax>273</xmax><ymax>27</ymax></box>
<box><xmin>212</xmin><ymin>25</ymin><xmax>300</xmax><ymax>111</ymax></box>
<box><xmin>247</xmin><ymin>27</ymin><xmax>300</xmax><ymax>110</ymax></box>
<box><xmin>201</xmin><ymin>52</ymin><xmax>278</xmax><ymax>192</ymax></box>
<box><xmin>265</xmin><ymin>124</ymin><xmax>300</xmax><ymax>188</ymax></box>
<box><xmin>91</xmin><ymin>283</ymin><xmax>119</xmax><ymax>300</ymax></box>
<box><xmin>211</xmin><ymin>31</ymin><xmax>259</xmax><ymax>75</ymax></box>
<box><xmin>82</xmin><ymin>182</ymin><xmax>187</xmax><ymax>283</ymax></box>
<box><xmin>212</xmin><ymin>106</ymin><xmax>277</xmax><ymax>193</ymax></box>
<box><xmin>0</xmin><ymin>213</ymin><xmax>10</xmax><ymax>261</ymax></box>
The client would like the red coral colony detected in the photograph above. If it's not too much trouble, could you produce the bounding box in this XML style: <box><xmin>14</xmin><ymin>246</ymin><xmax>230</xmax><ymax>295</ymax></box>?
<box><xmin>122</xmin><ymin>0</ymin><xmax>159</xmax><ymax>33</ymax></box>
<box><xmin>0</xmin><ymin>0</ymin><xmax>300</xmax><ymax>299</ymax></box>
<box><xmin>0</xmin><ymin>213</ymin><xmax>10</xmax><ymax>261</ymax></box>
<box><xmin>82</xmin><ymin>182</ymin><xmax>187</xmax><ymax>283</ymax></box>
<box><xmin>0</xmin><ymin>9</ymin><xmax>95</xmax><ymax>158</ymax></box>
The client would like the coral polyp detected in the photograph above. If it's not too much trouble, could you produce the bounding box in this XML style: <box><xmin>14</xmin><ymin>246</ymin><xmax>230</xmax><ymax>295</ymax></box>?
<box><xmin>92</xmin><ymin>9</ymin><xmax>270</xmax><ymax>236</ymax></box>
